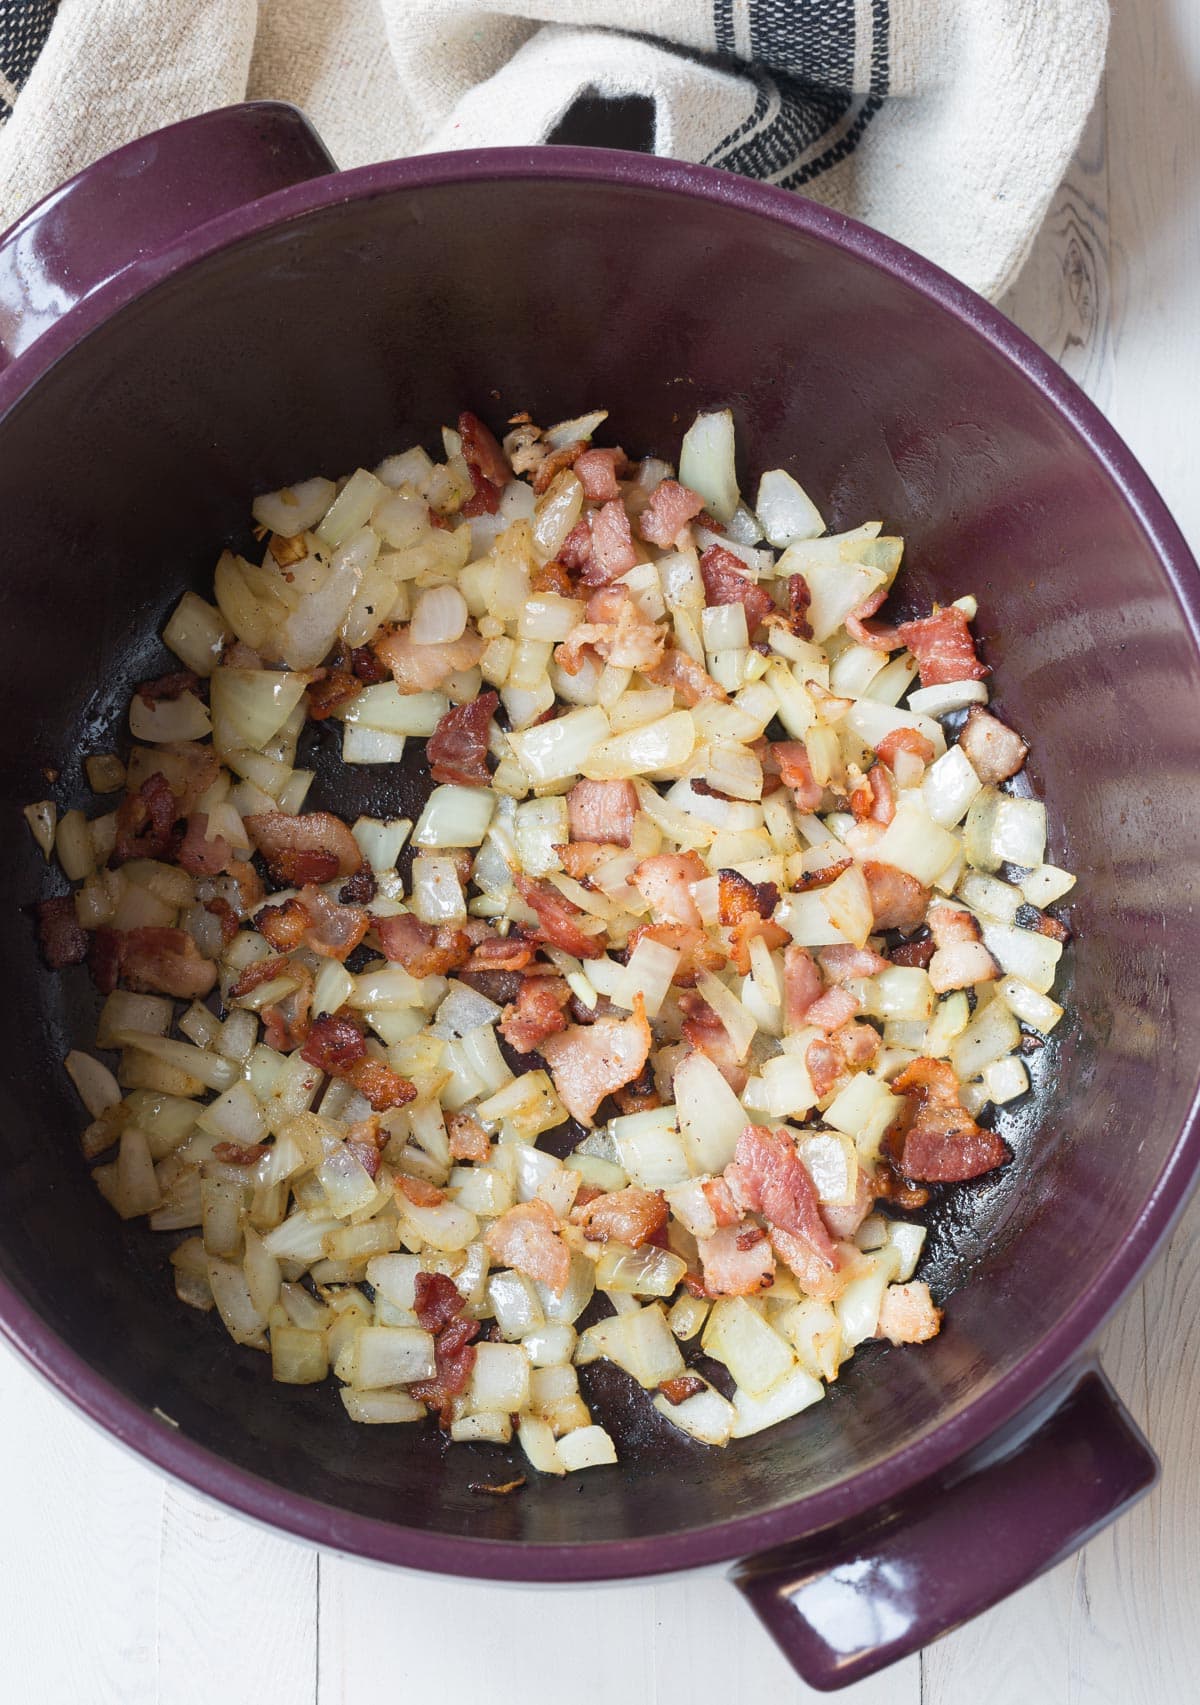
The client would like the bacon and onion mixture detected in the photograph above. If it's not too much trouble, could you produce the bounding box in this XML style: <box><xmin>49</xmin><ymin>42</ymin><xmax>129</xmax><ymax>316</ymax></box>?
<box><xmin>28</xmin><ymin>405</ymin><xmax>1075</xmax><ymax>1468</ymax></box>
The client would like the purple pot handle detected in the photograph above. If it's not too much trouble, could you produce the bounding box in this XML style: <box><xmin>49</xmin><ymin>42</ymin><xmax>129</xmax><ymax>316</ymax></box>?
<box><xmin>732</xmin><ymin>1362</ymin><xmax>1156</xmax><ymax>1691</ymax></box>
<box><xmin>0</xmin><ymin>101</ymin><xmax>336</xmax><ymax>371</ymax></box>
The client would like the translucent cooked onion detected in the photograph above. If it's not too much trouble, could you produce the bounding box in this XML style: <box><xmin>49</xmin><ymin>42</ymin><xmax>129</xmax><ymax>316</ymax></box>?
<box><xmin>411</xmin><ymin>584</ymin><xmax>468</xmax><ymax>646</ymax></box>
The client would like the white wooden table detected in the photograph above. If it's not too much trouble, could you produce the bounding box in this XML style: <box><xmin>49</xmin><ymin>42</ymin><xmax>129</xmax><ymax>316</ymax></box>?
<box><xmin>4</xmin><ymin>7</ymin><xmax>1199</xmax><ymax>1699</ymax></box>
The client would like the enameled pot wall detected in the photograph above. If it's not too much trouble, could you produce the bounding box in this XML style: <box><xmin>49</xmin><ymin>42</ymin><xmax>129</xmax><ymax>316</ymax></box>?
<box><xmin>0</xmin><ymin>105</ymin><xmax>1196</xmax><ymax>1690</ymax></box>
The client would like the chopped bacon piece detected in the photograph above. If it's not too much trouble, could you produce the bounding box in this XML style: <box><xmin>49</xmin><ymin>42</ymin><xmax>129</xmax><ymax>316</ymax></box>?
<box><xmin>339</xmin><ymin>868</ymin><xmax>376</xmax><ymax>905</ymax></box>
<box><xmin>213</xmin><ymin>1141</ymin><xmax>269</xmax><ymax>1166</ymax></box>
<box><xmin>255</xmin><ymin>897</ymin><xmax>310</xmax><ymax>953</ymax></box>
<box><xmin>567</xmin><ymin>778</ymin><xmax>637</xmax><ymax>847</ymax></box>
<box><xmin>462</xmin><ymin>459</ymin><xmax>502</xmax><ymax>517</ymax></box>
<box><xmin>204</xmin><ymin>897</ymin><xmax>240</xmax><ymax>945</ymax></box>
<box><xmin>927</xmin><ymin>904</ymin><xmax>999</xmax><ymax>993</ymax></box>
<box><xmin>768</xmin><ymin>1225</ymin><xmax>841</xmax><ymax>1298</ymax></box>
<box><xmin>345</xmin><ymin>1119</ymin><xmax>383</xmax><ymax>1179</ymax></box>
<box><xmin>458</xmin><ymin>410</ymin><xmax>511</xmax><ymax>488</ymax></box>
<box><xmin>296</xmin><ymin>884</ymin><xmax>369</xmax><ymax>962</ymax></box>
<box><xmin>558</xmin><ymin>520</ymin><xmax>594</xmax><ymax>573</ymax></box>
<box><xmin>571</xmin><ymin>1186</ymin><xmax>668</xmax><ymax>1247</ymax></box>
<box><xmin>373</xmin><ymin>912</ymin><xmax>471</xmax><ymax>976</ymax></box>
<box><xmin>623</xmin><ymin>919</ymin><xmax>726</xmax><ymax>986</ymax></box>
<box><xmin>446</xmin><ymin>1112</ymin><xmax>491</xmax><ymax>1163</ymax></box>
<box><xmin>820</xmin><ymin>1164</ymin><xmax>876</xmax><ymax>1241</ymax></box>
<box><xmin>718</xmin><ymin>868</ymin><xmax>779</xmax><ymax>928</ymax></box>
<box><xmin>229</xmin><ymin>955</ymin><xmax>289</xmax><ymax>1000</ymax></box>
<box><xmin>306</xmin><ymin>666</ymin><xmax>361</xmax><ymax>720</ymax></box>
<box><xmin>862</xmin><ymin>861</ymin><xmax>931</xmax><ymax>933</ymax></box>
<box><xmin>877</xmin><ymin>1280</ymin><xmax>943</xmax><ymax>1345</ymax></box>
<box><xmin>397</xmin><ymin>1175</ymin><xmax>446</xmax><ymax>1207</ymax></box>
<box><xmin>804</xmin><ymin>984</ymin><xmax>861</xmax><ymax>1034</ymax></box>
<box><xmin>113</xmin><ymin>772</ymin><xmax>179</xmax><ymax>863</ymax></box>
<box><xmin>724</xmin><ymin>1125</ymin><xmax>838</xmax><ymax>1266</ymax></box>
<box><xmin>850</xmin><ymin>764</ymin><xmax>896</xmax><ymax>827</ymax></box>
<box><xmin>344</xmin><ymin>1057</ymin><xmax>418</xmax><ymax>1113</ymax></box>
<box><xmin>677</xmin><ymin>991</ymin><xmax>747</xmax><ymax>1093</ymax></box>
<box><xmin>785</xmin><ymin>573</ymin><xmax>814</xmax><ymax>640</ymax></box>
<box><xmin>633</xmin><ymin>851</ymin><xmax>706</xmax><ymax>928</ymax></box>
<box><xmin>835</xmin><ymin>1019</ymin><xmax>881</xmax><ymax>1070</ymax></box>
<box><xmin>1029</xmin><ymin>910</ymin><xmax>1071</xmax><ymax>944</ymax></box>
<box><xmin>699</xmin><ymin>545</ymin><xmax>775</xmax><ymax>633</ymax></box>
<box><xmin>120</xmin><ymin>927</ymin><xmax>217</xmax><ymax>998</ymax></box>
<box><xmin>644</xmin><ymin>646</ymin><xmax>727</xmax><ymax>706</ymax></box>
<box><xmin>373</xmin><ymin>624</ymin><xmax>485</xmax><ymax>694</ymax></box>
<box><xmin>557</xmin><ymin>585</ymin><xmax>667</xmax><ymax>674</ymax></box>
<box><xmin>163</xmin><ymin>743</ymin><xmax>222</xmax><ymax>816</ymax></box>
<box><xmin>539</xmin><ymin>996</ymin><xmax>652</xmax><ymax>1126</ymax></box>
<box><xmin>893</xmin><ymin>1057</ymin><xmax>1009</xmax><ymax>1182</ymax></box>
<box><xmin>514</xmin><ymin>874</ymin><xmax>604</xmax><ymax>959</ymax></box>
<box><xmin>574</xmin><ymin>447</ymin><xmax>628</xmax><ymax>502</ymax></box>
<box><xmin>890</xmin><ymin>935</ymin><xmax>934</xmax><ymax>969</ymax></box>
<box><xmin>771</xmin><ymin>741</ymin><xmax>823</xmax><ymax>812</ymax></box>
<box><xmin>844</xmin><ymin>586</ymin><xmax>901</xmax><ymax>653</ymax></box>
<box><xmin>697</xmin><ymin>1224</ymin><xmax>775</xmax><ymax>1295</ymax></box>
<box><xmin>958</xmin><ymin>706</ymin><xmax>1028</xmax><ymax>784</ymax></box>
<box><xmin>301</xmin><ymin>1014</ymin><xmax>366</xmax><ymax>1073</ymax></box>
<box><xmin>225</xmin><ymin>859</ymin><xmax>265</xmax><ymax>915</ymax></box>
<box><xmin>701</xmin><ymin>1176</ymin><xmax>741</xmax><ymax>1227</ymax></box>
<box><xmin>350</xmin><ymin>645</ymin><xmax>389</xmax><ymax>685</ymax></box>
<box><xmin>638</xmin><ymin>479</ymin><xmax>706</xmax><ymax>546</ymax></box>
<box><xmin>465</xmin><ymin>929</ymin><xmax>536</xmax><ymax>974</ymax></box>
<box><xmin>261</xmin><ymin>968</ymin><xmax>313</xmax><ymax>1052</ymax></box>
<box><xmin>177</xmin><ymin>814</ymin><xmax>235</xmax><ymax>877</ymax></box>
<box><xmin>818</xmin><ymin>944</ymin><xmax>890</xmax><ymax>982</ymax></box>
<box><xmin>612</xmin><ymin>1061</ymin><xmax>663</xmax><ymax>1115</ymax></box>
<box><xmin>530</xmin><ymin>440</ymin><xmax>585</xmax><ymax>497</ymax></box>
<box><xmin>792</xmin><ymin>858</ymin><xmax>854</xmax><ymax>893</ymax></box>
<box><xmin>897</xmin><ymin>606</ymin><xmax>988</xmax><ymax>687</ymax></box>
<box><xmin>135</xmin><ymin>670</ymin><xmax>200</xmax><ymax>707</ymax></box>
<box><xmin>658</xmin><ymin>1375</ymin><xmax>708</xmax><ymax>1406</ymax></box>
<box><xmin>426</xmin><ymin>691</ymin><xmax>498</xmax><ymax>786</ymax></box>
<box><xmin>579</xmin><ymin>498</ymin><xmax>638</xmax><ymax>586</ymax></box>
<box><xmin>411</xmin><ymin>1310</ymin><xmax>480</xmax><ymax>1426</ymax></box>
<box><xmin>531</xmin><ymin>560</ymin><xmax>575</xmax><ymax>596</ymax></box>
<box><xmin>718</xmin><ymin>867</ymin><xmax>786</xmax><ymax>973</ymax></box>
<box><xmin>876</xmin><ymin>728</ymin><xmax>936</xmax><ymax>771</ymax></box>
<box><xmin>783</xmin><ymin>945</ymin><xmax>823</xmax><ymax>1029</ymax></box>
<box><xmin>414</xmin><ymin>1271</ymin><xmax>466</xmax><ymax>1333</ymax></box>
<box><xmin>806</xmin><ymin>1037</ymin><xmax>842</xmax><ymax>1098</ymax></box>
<box><xmin>499</xmin><ymin>974</ymin><xmax>572</xmax><ymax>1054</ymax></box>
<box><xmin>35</xmin><ymin>896</ymin><xmax>87</xmax><ymax>969</ymax></box>
<box><xmin>485</xmin><ymin>1199</ymin><xmax>571</xmax><ymax>1293</ymax></box>
<box><xmin>245</xmin><ymin>810</ymin><xmax>363</xmax><ymax>886</ymax></box>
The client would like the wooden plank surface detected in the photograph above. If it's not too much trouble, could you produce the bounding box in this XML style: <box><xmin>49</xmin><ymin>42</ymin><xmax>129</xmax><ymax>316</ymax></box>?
<box><xmin>2</xmin><ymin>4</ymin><xmax>1198</xmax><ymax>1699</ymax></box>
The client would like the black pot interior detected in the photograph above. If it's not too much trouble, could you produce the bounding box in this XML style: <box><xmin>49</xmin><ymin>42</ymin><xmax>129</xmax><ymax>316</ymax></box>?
<box><xmin>0</xmin><ymin>173</ymin><xmax>1197</xmax><ymax>1550</ymax></box>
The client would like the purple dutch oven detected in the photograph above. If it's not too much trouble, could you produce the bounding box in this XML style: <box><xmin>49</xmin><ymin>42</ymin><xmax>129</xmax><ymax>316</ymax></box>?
<box><xmin>1</xmin><ymin>102</ymin><xmax>1197</xmax><ymax>1691</ymax></box>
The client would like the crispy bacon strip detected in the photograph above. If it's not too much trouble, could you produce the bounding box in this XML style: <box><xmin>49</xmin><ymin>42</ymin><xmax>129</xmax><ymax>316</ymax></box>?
<box><xmin>301</xmin><ymin>1015</ymin><xmax>416</xmax><ymax>1112</ymax></box>
<box><xmin>571</xmin><ymin>1186</ymin><xmax>668</xmax><ymax>1247</ymax></box>
<box><xmin>574</xmin><ymin>447</ymin><xmax>628</xmax><ymax>502</ymax></box>
<box><xmin>623</xmin><ymin>919</ymin><xmax>726</xmax><ymax>986</ymax></box>
<box><xmin>136</xmin><ymin>670</ymin><xmax>200</xmax><ymax>707</ymax></box>
<box><xmin>633</xmin><ymin>852</ymin><xmax>706</xmax><ymax>928</ymax></box>
<box><xmin>373</xmin><ymin>625</ymin><xmax>485</xmax><ymax>694</ymax></box>
<box><xmin>876</xmin><ymin>728</ymin><xmax>936</xmax><ymax>771</ymax></box>
<box><xmin>893</xmin><ymin>1057</ymin><xmax>1009</xmax><ymax>1182</ymax></box>
<box><xmin>514</xmin><ymin>874</ymin><xmax>604</xmax><ymax>959</ymax></box>
<box><xmin>718</xmin><ymin>867</ymin><xmax>787</xmax><ymax>974</ymax></box>
<box><xmin>458</xmin><ymin>409</ymin><xmax>510</xmax><ymax>488</ymax></box>
<box><xmin>803</xmin><ymin>984</ymin><xmax>861</xmax><ymax>1034</ymax></box>
<box><xmin>658</xmin><ymin>1375</ymin><xmax>708</xmax><ymax>1405</ymax></box>
<box><xmin>410</xmin><ymin>1308</ymin><xmax>480</xmax><ymax>1425</ymax></box>
<box><xmin>446</xmin><ymin>1111</ymin><xmax>491</xmax><ymax>1162</ymax></box>
<box><xmin>255</xmin><ymin>897</ymin><xmax>310</xmax><ymax>953</ymax></box>
<box><xmin>261</xmin><ymin>966</ymin><xmax>314</xmax><ymax>1052</ymax></box>
<box><xmin>414</xmin><ymin>1271</ymin><xmax>467</xmax><ymax>1333</ymax></box>
<box><xmin>306</xmin><ymin>663</ymin><xmax>361</xmax><ymax>720</ymax></box>
<box><xmin>213</xmin><ymin>1141</ymin><xmax>269</xmax><ymax>1166</ymax></box>
<box><xmin>699</xmin><ymin>544</ymin><xmax>776</xmax><ymax>633</ymax></box>
<box><xmin>771</xmin><ymin>741</ymin><xmax>823</xmax><ymax>812</ymax></box>
<box><xmin>498</xmin><ymin>974</ymin><xmax>572</xmax><ymax>1054</ymax></box>
<box><xmin>806</xmin><ymin>1037</ymin><xmax>842</xmax><ymax>1099</ymax></box>
<box><xmin>927</xmin><ymin>905</ymin><xmax>999</xmax><ymax>993</ymax></box>
<box><xmin>897</xmin><ymin>606</ymin><xmax>988</xmax><ymax>687</ymax></box>
<box><xmin>818</xmin><ymin>945</ymin><xmax>890</xmax><ymax>982</ymax></box>
<box><xmin>177</xmin><ymin>814</ymin><xmax>236</xmax><ymax>877</ymax></box>
<box><xmin>844</xmin><ymin>586</ymin><xmax>901</xmax><ymax>653</ymax></box>
<box><xmin>644</xmin><ymin>646</ymin><xmax>727</xmax><ymax>706</ymax></box>
<box><xmin>245</xmin><ymin>810</ymin><xmax>363</xmax><ymax>887</ymax></box>
<box><xmin>638</xmin><ymin>479</ymin><xmax>705</xmax><ymax>546</ymax></box>
<box><xmin>877</xmin><ymin>1280</ymin><xmax>943</xmax><ymax>1344</ymax></box>
<box><xmin>296</xmin><ymin>884</ymin><xmax>369</xmax><ymax>962</ymax></box>
<box><xmin>783</xmin><ymin>944</ymin><xmax>823</xmax><ymax>1030</ymax></box>
<box><xmin>851</xmin><ymin>764</ymin><xmax>896</xmax><ymax>826</ymax></box>
<box><xmin>426</xmin><ymin>691</ymin><xmax>498</xmax><ymax>786</ymax></box>
<box><xmin>677</xmin><ymin>991</ymin><xmax>747</xmax><ymax>1093</ymax></box>
<box><xmin>558</xmin><ymin>520</ymin><xmax>593</xmax><ymax>573</ymax></box>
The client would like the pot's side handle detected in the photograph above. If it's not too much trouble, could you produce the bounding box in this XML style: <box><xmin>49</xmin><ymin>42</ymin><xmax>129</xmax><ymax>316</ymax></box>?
<box><xmin>0</xmin><ymin>102</ymin><xmax>336</xmax><ymax>370</ymax></box>
<box><xmin>731</xmin><ymin>1364</ymin><xmax>1156</xmax><ymax>1692</ymax></box>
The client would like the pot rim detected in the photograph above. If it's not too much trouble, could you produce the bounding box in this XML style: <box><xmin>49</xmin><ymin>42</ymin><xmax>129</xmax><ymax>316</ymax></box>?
<box><xmin>2</xmin><ymin>133</ymin><xmax>1199</xmax><ymax>1580</ymax></box>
